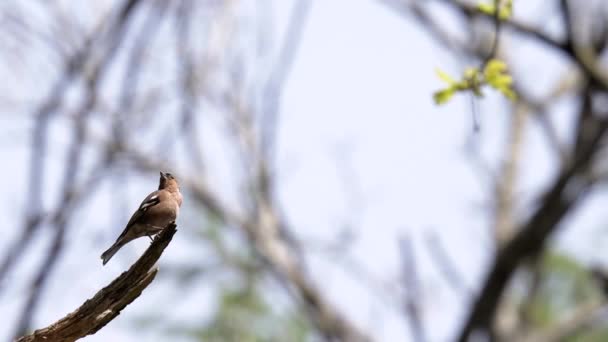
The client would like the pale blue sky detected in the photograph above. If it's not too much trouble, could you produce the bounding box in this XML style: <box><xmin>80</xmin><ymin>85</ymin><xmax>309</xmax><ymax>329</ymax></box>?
<box><xmin>1</xmin><ymin>1</ymin><xmax>607</xmax><ymax>341</ymax></box>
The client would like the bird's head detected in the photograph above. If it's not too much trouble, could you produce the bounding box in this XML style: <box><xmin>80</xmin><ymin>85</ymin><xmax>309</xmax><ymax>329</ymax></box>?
<box><xmin>159</xmin><ymin>171</ymin><xmax>179</xmax><ymax>190</ymax></box>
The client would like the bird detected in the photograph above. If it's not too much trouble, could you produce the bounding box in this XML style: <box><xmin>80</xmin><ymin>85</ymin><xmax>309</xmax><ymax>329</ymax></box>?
<box><xmin>101</xmin><ymin>171</ymin><xmax>183</xmax><ymax>265</ymax></box>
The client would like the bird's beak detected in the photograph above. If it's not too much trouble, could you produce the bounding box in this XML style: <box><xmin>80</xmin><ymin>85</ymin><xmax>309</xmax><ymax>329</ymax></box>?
<box><xmin>160</xmin><ymin>171</ymin><xmax>167</xmax><ymax>180</ymax></box>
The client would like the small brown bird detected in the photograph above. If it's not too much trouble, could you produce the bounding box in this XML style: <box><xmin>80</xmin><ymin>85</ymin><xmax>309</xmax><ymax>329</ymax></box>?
<box><xmin>101</xmin><ymin>171</ymin><xmax>183</xmax><ymax>265</ymax></box>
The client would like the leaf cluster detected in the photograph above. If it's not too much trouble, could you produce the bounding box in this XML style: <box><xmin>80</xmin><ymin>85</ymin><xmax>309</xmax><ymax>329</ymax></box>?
<box><xmin>433</xmin><ymin>59</ymin><xmax>517</xmax><ymax>105</ymax></box>
<box><xmin>477</xmin><ymin>0</ymin><xmax>513</xmax><ymax>20</ymax></box>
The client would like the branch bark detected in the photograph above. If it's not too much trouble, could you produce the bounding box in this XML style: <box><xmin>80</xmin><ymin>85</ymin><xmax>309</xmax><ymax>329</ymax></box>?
<box><xmin>15</xmin><ymin>223</ymin><xmax>177</xmax><ymax>342</ymax></box>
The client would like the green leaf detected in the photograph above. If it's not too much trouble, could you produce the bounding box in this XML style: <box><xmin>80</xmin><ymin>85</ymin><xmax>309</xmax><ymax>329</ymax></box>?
<box><xmin>493</xmin><ymin>74</ymin><xmax>514</xmax><ymax>88</ymax></box>
<box><xmin>499</xmin><ymin>87</ymin><xmax>517</xmax><ymax>101</ymax></box>
<box><xmin>483</xmin><ymin>58</ymin><xmax>517</xmax><ymax>101</ymax></box>
<box><xmin>484</xmin><ymin>59</ymin><xmax>507</xmax><ymax>78</ymax></box>
<box><xmin>463</xmin><ymin>67</ymin><xmax>480</xmax><ymax>80</ymax></box>
<box><xmin>433</xmin><ymin>59</ymin><xmax>518</xmax><ymax>104</ymax></box>
<box><xmin>477</xmin><ymin>2</ymin><xmax>495</xmax><ymax>15</ymax></box>
<box><xmin>500</xmin><ymin>0</ymin><xmax>513</xmax><ymax>19</ymax></box>
<box><xmin>433</xmin><ymin>88</ymin><xmax>456</xmax><ymax>105</ymax></box>
<box><xmin>477</xmin><ymin>0</ymin><xmax>513</xmax><ymax>20</ymax></box>
<box><xmin>435</xmin><ymin>68</ymin><xmax>457</xmax><ymax>85</ymax></box>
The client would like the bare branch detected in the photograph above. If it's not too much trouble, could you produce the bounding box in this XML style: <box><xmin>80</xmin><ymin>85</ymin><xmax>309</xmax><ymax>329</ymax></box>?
<box><xmin>493</xmin><ymin>103</ymin><xmax>527</xmax><ymax>245</ymax></box>
<box><xmin>423</xmin><ymin>231</ymin><xmax>469</xmax><ymax>295</ymax></box>
<box><xmin>11</xmin><ymin>0</ymin><xmax>146</xmax><ymax>335</ymax></box>
<box><xmin>99</xmin><ymin>138</ymin><xmax>372</xmax><ymax>341</ymax></box>
<box><xmin>0</xmin><ymin>0</ymin><xmax>145</xmax><ymax>288</ymax></box>
<box><xmin>440</xmin><ymin>0</ymin><xmax>608</xmax><ymax>91</ymax></box>
<box><xmin>458</xmin><ymin>118</ymin><xmax>608</xmax><ymax>341</ymax></box>
<box><xmin>15</xmin><ymin>223</ymin><xmax>178</xmax><ymax>342</ymax></box>
<box><xmin>399</xmin><ymin>236</ymin><xmax>426</xmax><ymax>342</ymax></box>
<box><xmin>260</xmin><ymin>0</ymin><xmax>312</xmax><ymax>156</ymax></box>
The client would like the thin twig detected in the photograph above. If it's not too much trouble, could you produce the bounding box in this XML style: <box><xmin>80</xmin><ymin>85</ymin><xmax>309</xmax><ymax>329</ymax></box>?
<box><xmin>399</xmin><ymin>236</ymin><xmax>426</xmax><ymax>342</ymax></box>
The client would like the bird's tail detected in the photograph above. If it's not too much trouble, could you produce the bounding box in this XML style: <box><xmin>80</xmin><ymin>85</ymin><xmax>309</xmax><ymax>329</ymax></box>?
<box><xmin>100</xmin><ymin>240</ymin><xmax>125</xmax><ymax>265</ymax></box>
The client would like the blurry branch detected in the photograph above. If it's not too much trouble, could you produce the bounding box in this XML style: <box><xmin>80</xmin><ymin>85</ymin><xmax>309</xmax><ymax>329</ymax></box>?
<box><xmin>232</xmin><ymin>138</ymin><xmax>370</xmax><ymax>341</ymax></box>
<box><xmin>102</xmin><ymin>132</ymin><xmax>371</xmax><ymax>341</ymax></box>
<box><xmin>423</xmin><ymin>231</ymin><xmax>469</xmax><ymax>295</ymax></box>
<box><xmin>482</xmin><ymin>0</ymin><xmax>501</xmax><ymax>64</ymax></box>
<box><xmin>493</xmin><ymin>103</ymin><xmax>526</xmax><ymax>245</ymax></box>
<box><xmin>514</xmin><ymin>258</ymin><xmax>544</xmax><ymax>339</ymax></box>
<box><xmin>458</xmin><ymin>118</ymin><xmax>608</xmax><ymax>340</ymax></box>
<box><xmin>0</xmin><ymin>25</ymin><xmax>93</xmax><ymax>287</ymax></box>
<box><xmin>301</xmin><ymin>233</ymin><xmax>404</xmax><ymax>317</ymax></box>
<box><xmin>559</xmin><ymin>0</ymin><xmax>574</xmax><ymax>47</ymax></box>
<box><xmin>111</xmin><ymin>0</ymin><xmax>169</xmax><ymax>228</ymax></box>
<box><xmin>460</xmin><ymin>10</ymin><xmax>572</xmax><ymax>160</ymax></box>
<box><xmin>248</xmin><ymin>12</ymin><xmax>369</xmax><ymax>334</ymax></box>
<box><xmin>116</xmin><ymin>0</ymin><xmax>169</xmax><ymax>138</ymax></box>
<box><xmin>437</xmin><ymin>0</ymin><xmax>565</xmax><ymax>52</ymax></box>
<box><xmin>386</xmin><ymin>0</ymin><xmax>608</xmax><ymax>89</ymax></box>
<box><xmin>515</xmin><ymin>88</ymin><xmax>568</xmax><ymax>165</ymax></box>
<box><xmin>440</xmin><ymin>0</ymin><xmax>608</xmax><ymax>90</ymax></box>
<box><xmin>0</xmin><ymin>5</ymin><xmax>70</xmax><ymax>60</ymax></box>
<box><xmin>229</xmin><ymin>186</ymin><xmax>371</xmax><ymax>342</ymax></box>
<box><xmin>399</xmin><ymin>236</ymin><xmax>426</xmax><ymax>342</ymax></box>
<box><xmin>14</xmin><ymin>163</ymin><xmax>109</xmax><ymax>338</ymax></box>
<box><xmin>380</xmin><ymin>1</ymin><xmax>608</xmax><ymax>340</ymax></box>
<box><xmin>15</xmin><ymin>223</ymin><xmax>177</xmax><ymax>342</ymax></box>
<box><xmin>0</xmin><ymin>0</ymin><xmax>144</xmax><ymax>286</ymax></box>
<box><xmin>253</xmin><ymin>0</ymin><xmax>312</xmax><ymax>274</ymax></box>
<box><xmin>391</xmin><ymin>0</ymin><xmax>569</xmax><ymax>164</ymax></box>
<box><xmin>46</xmin><ymin>2</ymin><xmax>85</xmax><ymax>52</ymax></box>
<box><xmin>198</xmin><ymin>3</ymin><xmax>368</xmax><ymax>337</ymax></box>
<box><xmin>460</xmin><ymin>59</ymin><xmax>606</xmax><ymax>339</ymax></box>
<box><xmin>380</xmin><ymin>0</ymin><xmax>471</xmax><ymax>56</ymax></box>
<box><xmin>46</xmin><ymin>0</ymin><xmax>367</xmax><ymax>338</ymax></box>
<box><xmin>15</xmin><ymin>64</ymin><xmax>99</xmax><ymax>339</ymax></box>
<box><xmin>9</xmin><ymin>0</ymin><xmax>146</xmax><ymax>336</ymax></box>
<box><xmin>260</xmin><ymin>0</ymin><xmax>311</xmax><ymax>156</ymax></box>
<box><xmin>175</xmin><ymin>0</ymin><xmax>206</xmax><ymax>172</ymax></box>
<box><xmin>555</xmin><ymin>0</ymin><xmax>608</xmax><ymax>92</ymax></box>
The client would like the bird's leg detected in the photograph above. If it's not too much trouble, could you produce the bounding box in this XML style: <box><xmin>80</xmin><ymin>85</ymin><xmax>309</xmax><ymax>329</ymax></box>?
<box><xmin>147</xmin><ymin>225</ymin><xmax>165</xmax><ymax>243</ymax></box>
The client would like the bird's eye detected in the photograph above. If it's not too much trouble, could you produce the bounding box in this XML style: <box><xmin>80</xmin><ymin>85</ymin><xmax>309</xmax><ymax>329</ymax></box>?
<box><xmin>166</xmin><ymin>173</ymin><xmax>173</xmax><ymax>179</ymax></box>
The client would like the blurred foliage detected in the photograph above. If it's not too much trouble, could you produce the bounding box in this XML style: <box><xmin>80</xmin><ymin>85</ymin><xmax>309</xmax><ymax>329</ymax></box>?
<box><xmin>134</xmin><ymin>194</ymin><xmax>312</xmax><ymax>341</ymax></box>
<box><xmin>483</xmin><ymin>59</ymin><xmax>517</xmax><ymax>100</ymax></box>
<box><xmin>433</xmin><ymin>59</ymin><xmax>516</xmax><ymax>105</ymax></box>
<box><xmin>515</xmin><ymin>250</ymin><xmax>608</xmax><ymax>340</ymax></box>
<box><xmin>571</xmin><ymin>328</ymin><xmax>608</xmax><ymax>342</ymax></box>
<box><xmin>525</xmin><ymin>252</ymin><xmax>600</xmax><ymax>326</ymax></box>
<box><xmin>477</xmin><ymin>0</ymin><xmax>513</xmax><ymax>20</ymax></box>
<box><xmin>181</xmin><ymin>285</ymin><xmax>310</xmax><ymax>342</ymax></box>
<box><xmin>433</xmin><ymin>0</ymin><xmax>515</xmax><ymax>105</ymax></box>
<box><xmin>135</xmin><ymin>279</ymin><xmax>311</xmax><ymax>342</ymax></box>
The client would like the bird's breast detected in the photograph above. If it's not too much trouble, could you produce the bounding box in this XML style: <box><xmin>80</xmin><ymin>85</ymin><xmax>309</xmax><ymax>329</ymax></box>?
<box><xmin>146</xmin><ymin>203</ymin><xmax>177</xmax><ymax>227</ymax></box>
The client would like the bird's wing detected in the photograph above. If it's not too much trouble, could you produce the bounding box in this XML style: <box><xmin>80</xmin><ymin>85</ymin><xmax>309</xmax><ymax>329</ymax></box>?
<box><xmin>114</xmin><ymin>190</ymin><xmax>162</xmax><ymax>242</ymax></box>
